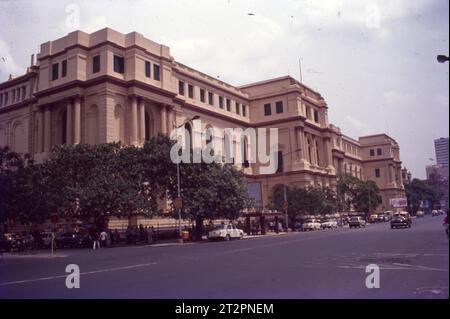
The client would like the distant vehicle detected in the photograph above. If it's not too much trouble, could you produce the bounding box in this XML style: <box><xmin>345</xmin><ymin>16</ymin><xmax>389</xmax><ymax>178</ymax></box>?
<box><xmin>369</xmin><ymin>214</ymin><xmax>379</xmax><ymax>223</ymax></box>
<box><xmin>349</xmin><ymin>217</ymin><xmax>366</xmax><ymax>228</ymax></box>
<box><xmin>432</xmin><ymin>210</ymin><xmax>439</xmax><ymax>217</ymax></box>
<box><xmin>321</xmin><ymin>219</ymin><xmax>338</xmax><ymax>229</ymax></box>
<box><xmin>377</xmin><ymin>214</ymin><xmax>388</xmax><ymax>222</ymax></box>
<box><xmin>55</xmin><ymin>232</ymin><xmax>92</xmax><ymax>248</ymax></box>
<box><xmin>0</xmin><ymin>234</ymin><xmax>13</xmax><ymax>252</ymax></box>
<box><xmin>208</xmin><ymin>224</ymin><xmax>244</xmax><ymax>241</ymax></box>
<box><xmin>301</xmin><ymin>219</ymin><xmax>322</xmax><ymax>231</ymax></box>
<box><xmin>416</xmin><ymin>211</ymin><xmax>425</xmax><ymax>218</ymax></box>
<box><xmin>391</xmin><ymin>212</ymin><xmax>412</xmax><ymax>229</ymax></box>
<box><xmin>438</xmin><ymin>209</ymin><xmax>444</xmax><ymax>215</ymax></box>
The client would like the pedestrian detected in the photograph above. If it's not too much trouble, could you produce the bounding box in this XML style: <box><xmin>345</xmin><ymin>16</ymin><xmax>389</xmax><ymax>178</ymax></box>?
<box><xmin>100</xmin><ymin>230</ymin><xmax>108</xmax><ymax>248</ymax></box>
<box><xmin>146</xmin><ymin>226</ymin><xmax>153</xmax><ymax>243</ymax></box>
<box><xmin>139</xmin><ymin>224</ymin><xmax>145</xmax><ymax>242</ymax></box>
<box><xmin>92</xmin><ymin>231</ymin><xmax>100</xmax><ymax>250</ymax></box>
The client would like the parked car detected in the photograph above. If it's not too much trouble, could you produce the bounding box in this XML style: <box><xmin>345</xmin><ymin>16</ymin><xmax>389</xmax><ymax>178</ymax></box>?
<box><xmin>369</xmin><ymin>214</ymin><xmax>379</xmax><ymax>223</ymax></box>
<box><xmin>0</xmin><ymin>234</ymin><xmax>13</xmax><ymax>252</ymax></box>
<box><xmin>301</xmin><ymin>219</ymin><xmax>322</xmax><ymax>231</ymax></box>
<box><xmin>416</xmin><ymin>211</ymin><xmax>425</xmax><ymax>218</ymax></box>
<box><xmin>377</xmin><ymin>214</ymin><xmax>388</xmax><ymax>222</ymax></box>
<box><xmin>391</xmin><ymin>212</ymin><xmax>412</xmax><ymax>229</ymax></box>
<box><xmin>432</xmin><ymin>210</ymin><xmax>439</xmax><ymax>217</ymax></box>
<box><xmin>321</xmin><ymin>219</ymin><xmax>338</xmax><ymax>229</ymax></box>
<box><xmin>349</xmin><ymin>217</ymin><xmax>366</xmax><ymax>228</ymax></box>
<box><xmin>55</xmin><ymin>232</ymin><xmax>92</xmax><ymax>248</ymax></box>
<box><xmin>208</xmin><ymin>224</ymin><xmax>244</xmax><ymax>241</ymax></box>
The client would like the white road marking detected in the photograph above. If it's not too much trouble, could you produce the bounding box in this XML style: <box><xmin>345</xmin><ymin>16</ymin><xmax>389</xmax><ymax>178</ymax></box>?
<box><xmin>0</xmin><ymin>262</ymin><xmax>157</xmax><ymax>287</ymax></box>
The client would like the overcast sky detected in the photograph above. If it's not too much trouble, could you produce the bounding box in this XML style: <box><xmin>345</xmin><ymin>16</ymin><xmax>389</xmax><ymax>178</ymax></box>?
<box><xmin>0</xmin><ymin>0</ymin><xmax>448</xmax><ymax>179</ymax></box>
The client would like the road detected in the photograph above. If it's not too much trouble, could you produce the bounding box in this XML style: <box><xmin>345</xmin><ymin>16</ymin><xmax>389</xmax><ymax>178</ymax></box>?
<box><xmin>0</xmin><ymin>216</ymin><xmax>448</xmax><ymax>299</ymax></box>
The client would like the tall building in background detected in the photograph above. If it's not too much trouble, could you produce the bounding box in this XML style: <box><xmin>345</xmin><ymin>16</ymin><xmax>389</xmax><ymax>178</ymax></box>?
<box><xmin>434</xmin><ymin>137</ymin><xmax>449</xmax><ymax>166</ymax></box>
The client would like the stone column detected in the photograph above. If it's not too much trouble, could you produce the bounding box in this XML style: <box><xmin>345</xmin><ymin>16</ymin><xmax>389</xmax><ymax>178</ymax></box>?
<box><xmin>44</xmin><ymin>105</ymin><xmax>51</xmax><ymax>152</ymax></box>
<box><xmin>160</xmin><ymin>104</ymin><xmax>167</xmax><ymax>135</ymax></box>
<box><xmin>130</xmin><ymin>95</ymin><xmax>138</xmax><ymax>145</ymax></box>
<box><xmin>167</xmin><ymin>106</ymin><xmax>174</xmax><ymax>134</ymax></box>
<box><xmin>38</xmin><ymin>108</ymin><xmax>45</xmax><ymax>153</ymax></box>
<box><xmin>138</xmin><ymin>98</ymin><xmax>145</xmax><ymax>144</ymax></box>
<box><xmin>66</xmin><ymin>100</ymin><xmax>73</xmax><ymax>145</ymax></box>
<box><xmin>324</xmin><ymin>137</ymin><xmax>333</xmax><ymax>169</ymax></box>
<box><xmin>73</xmin><ymin>97</ymin><xmax>81</xmax><ymax>144</ymax></box>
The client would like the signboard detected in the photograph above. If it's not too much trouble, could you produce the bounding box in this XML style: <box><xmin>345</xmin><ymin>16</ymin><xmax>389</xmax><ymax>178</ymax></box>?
<box><xmin>174</xmin><ymin>197</ymin><xmax>183</xmax><ymax>210</ymax></box>
<box><xmin>390</xmin><ymin>197</ymin><xmax>408</xmax><ymax>208</ymax></box>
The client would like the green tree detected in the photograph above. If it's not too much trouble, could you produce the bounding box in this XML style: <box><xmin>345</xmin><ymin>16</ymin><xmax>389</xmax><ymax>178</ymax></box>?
<box><xmin>352</xmin><ymin>180</ymin><xmax>382</xmax><ymax>217</ymax></box>
<box><xmin>404</xmin><ymin>178</ymin><xmax>427</xmax><ymax>215</ymax></box>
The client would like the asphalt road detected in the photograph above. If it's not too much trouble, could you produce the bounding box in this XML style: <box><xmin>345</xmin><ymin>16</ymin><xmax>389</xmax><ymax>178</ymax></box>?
<box><xmin>0</xmin><ymin>216</ymin><xmax>448</xmax><ymax>299</ymax></box>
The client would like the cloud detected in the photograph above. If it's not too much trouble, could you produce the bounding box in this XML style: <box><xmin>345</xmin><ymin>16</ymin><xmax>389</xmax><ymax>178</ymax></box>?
<box><xmin>0</xmin><ymin>37</ymin><xmax>24</xmax><ymax>79</ymax></box>
<box><xmin>383</xmin><ymin>90</ymin><xmax>410</xmax><ymax>105</ymax></box>
<box><xmin>344</xmin><ymin>115</ymin><xmax>372</xmax><ymax>135</ymax></box>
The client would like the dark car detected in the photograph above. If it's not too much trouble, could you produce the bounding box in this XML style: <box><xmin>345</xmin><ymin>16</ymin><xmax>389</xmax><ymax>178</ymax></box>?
<box><xmin>0</xmin><ymin>234</ymin><xmax>12</xmax><ymax>252</ymax></box>
<box><xmin>349</xmin><ymin>217</ymin><xmax>366</xmax><ymax>228</ymax></box>
<box><xmin>55</xmin><ymin>232</ymin><xmax>92</xmax><ymax>248</ymax></box>
<box><xmin>390</xmin><ymin>212</ymin><xmax>412</xmax><ymax>229</ymax></box>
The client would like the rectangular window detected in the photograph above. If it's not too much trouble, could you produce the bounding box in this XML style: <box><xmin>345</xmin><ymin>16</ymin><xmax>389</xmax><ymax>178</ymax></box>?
<box><xmin>11</xmin><ymin>90</ymin><xmax>15</xmax><ymax>102</ymax></box>
<box><xmin>276</xmin><ymin>151</ymin><xmax>283</xmax><ymax>173</ymax></box>
<box><xmin>200</xmin><ymin>89</ymin><xmax>205</xmax><ymax>103</ymax></box>
<box><xmin>226</xmin><ymin>98</ymin><xmax>231</xmax><ymax>111</ymax></box>
<box><xmin>370</xmin><ymin>149</ymin><xmax>375</xmax><ymax>156</ymax></box>
<box><xmin>375</xmin><ymin>168</ymin><xmax>380</xmax><ymax>178</ymax></box>
<box><xmin>61</xmin><ymin>60</ymin><xmax>67</xmax><ymax>77</ymax></box>
<box><xmin>113</xmin><ymin>55</ymin><xmax>124</xmax><ymax>74</ymax></box>
<box><xmin>52</xmin><ymin>63</ymin><xmax>59</xmax><ymax>80</ymax></box>
<box><xmin>178</xmin><ymin>81</ymin><xmax>185</xmax><ymax>95</ymax></box>
<box><xmin>306</xmin><ymin>107</ymin><xmax>312</xmax><ymax>119</ymax></box>
<box><xmin>188</xmin><ymin>84</ymin><xmax>194</xmax><ymax>98</ymax></box>
<box><xmin>264</xmin><ymin>103</ymin><xmax>271</xmax><ymax>116</ymax></box>
<box><xmin>153</xmin><ymin>64</ymin><xmax>160</xmax><ymax>81</ymax></box>
<box><xmin>145</xmin><ymin>61</ymin><xmax>151</xmax><ymax>78</ymax></box>
<box><xmin>208</xmin><ymin>92</ymin><xmax>214</xmax><ymax>105</ymax></box>
<box><xmin>21</xmin><ymin>86</ymin><xmax>26</xmax><ymax>100</ymax></box>
<box><xmin>235</xmin><ymin>102</ymin><xmax>240</xmax><ymax>114</ymax></box>
<box><xmin>314</xmin><ymin>110</ymin><xmax>319</xmax><ymax>123</ymax></box>
<box><xmin>242</xmin><ymin>104</ymin><xmax>247</xmax><ymax>117</ymax></box>
<box><xmin>377</xmin><ymin>148</ymin><xmax>382</xmax><ymax>156</ymax></box>
<box><xmin>0</xmin><ymin>94</ymin><xmax>3</xmax><ymax>106</ymax></box>
<box><xmin>4</xmin><ymin>92</ymin><xmax>8</xmax><ymax>105</ymax></box>
<box><xmin>93</xmin><ymin>55</ymin><xmax>100</xmax><ymax>73</ymax></box>
<box><xmin>276</xmin><ymin>101</ymin><xmax>283</xmax><ymax>114</ymax></box>
<box><xmin>219</xmin><ymin>96</ymin><xmax>223</xmax><ymax>109</ymax></box>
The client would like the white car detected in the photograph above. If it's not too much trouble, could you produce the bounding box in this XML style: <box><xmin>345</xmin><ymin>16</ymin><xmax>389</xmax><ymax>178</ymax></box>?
<box><xmin>321</xmin><ymin>219</ymin><xmax>338</xmax><ymax>229</ymax></box>
<box><xmin>208</xmin><ymin>224</ymin><xmax>244</xmax><ymax>241</ymax></box>
<box><xmin>301</xmin><ymin>219</ymin><xmax>322</xmax><ymax>231</ymax></box>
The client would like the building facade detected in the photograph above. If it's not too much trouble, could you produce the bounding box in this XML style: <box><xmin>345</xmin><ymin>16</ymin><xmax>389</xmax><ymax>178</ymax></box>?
<box><xmin>434</xmin><ymin>137</ymin><xmax>448</xmax><ymax>167</ymax></box>
<box><xmin>0</xmin><ymin>28</ymin><xmax>404</xmax><ymax>215</ymax></box>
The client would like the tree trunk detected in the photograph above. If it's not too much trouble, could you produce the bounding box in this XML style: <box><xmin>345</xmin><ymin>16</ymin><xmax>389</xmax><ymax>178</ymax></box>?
<box><xmin>195</xmin><ymin>216</ymin><xmax>204</xmax><ymax>241</ymax></box>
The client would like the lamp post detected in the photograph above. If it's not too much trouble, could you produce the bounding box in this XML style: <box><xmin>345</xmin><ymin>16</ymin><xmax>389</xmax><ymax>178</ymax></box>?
<box><xmin>174</xmin><ymin>115</ymin><xmax>200</xmax><ymax>241</ymax></box>
<box><xmin>280</xmin><ymin>148</ymin><xmax>301</xmax><ymax>232</ymax></box>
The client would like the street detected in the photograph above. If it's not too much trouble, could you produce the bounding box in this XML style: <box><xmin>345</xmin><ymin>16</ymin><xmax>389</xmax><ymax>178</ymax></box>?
<box><xmin>0</xmin><ymin>216</ymin><xmax>448</xmax><ymax>299</ymax></box>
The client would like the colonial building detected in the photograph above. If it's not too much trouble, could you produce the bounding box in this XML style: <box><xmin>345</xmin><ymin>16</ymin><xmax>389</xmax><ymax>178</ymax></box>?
<box><xmin>0</xmin><ymin>28</ymin><xmax>404</xmax><ymax>216</ymax></box>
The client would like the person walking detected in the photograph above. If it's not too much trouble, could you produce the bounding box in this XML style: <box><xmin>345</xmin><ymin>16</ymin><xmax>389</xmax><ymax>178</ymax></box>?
<box><xmin>92</xmin><ymin>231</ymin><xmax>100</xmax><ymax>250</ymax></box>
<box><xmin>100</xmin><ymin>230</ymin><xmax>108</xmax><ymax>248</ymax></box>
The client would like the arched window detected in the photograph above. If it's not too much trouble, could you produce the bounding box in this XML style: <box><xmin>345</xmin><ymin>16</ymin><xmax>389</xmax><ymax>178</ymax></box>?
<box><xmin>12</xmin><ymin>121</ymin><xmax>24</xmax><ymax>153</ymax></box>
<box><xmin>114</xmin><ymin>105</ymin><xmax>125</xmax><ymax>143</ymax></box>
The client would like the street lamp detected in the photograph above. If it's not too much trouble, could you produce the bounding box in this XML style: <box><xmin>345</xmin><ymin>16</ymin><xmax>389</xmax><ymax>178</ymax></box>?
<box><xmin>437</xmin><ymin>55</ymin><xmax>449</xmax><ymax>63</ymax></box>
<box><xmin>280</xmin><ymin>148</ymin><xmax>302</xmax><ymax>232</ymax></box>
<box><xmin>174</xmin><ymin>115</ymin><xmax>200</xmax><ymax>241</ymax></box>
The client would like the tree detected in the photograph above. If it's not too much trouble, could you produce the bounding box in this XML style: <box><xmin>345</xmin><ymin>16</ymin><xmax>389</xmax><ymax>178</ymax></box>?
<box><xmin>167</xmin><ymin>161</ymin><xmax>249</xmax><ymax>241</ymax></box>
<box><xmin>0</xmin><ymin>147</ymin><xmax>53</xmax><ymax>228</ymax></box>
<box><xmin>404</xmin><ymin>178</ymin><xmax>427</xmax><ymax>215</ymax></box>
<box><xmin>352</xmin><ymin>180</ymin><xmax>382</xmax><ymax>217</ymax></box>
<box><xmin>336</xmin><ymin>174</ymin><xmax>360</xmax><ymax>211</ymax></box>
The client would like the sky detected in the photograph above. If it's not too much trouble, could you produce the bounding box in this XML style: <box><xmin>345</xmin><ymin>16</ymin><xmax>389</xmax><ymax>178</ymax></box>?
<box><xmin>0</xmin><ymin>0</ymin><xmax>448</xmax><ymax>179</ymax></box>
